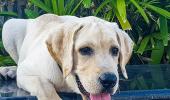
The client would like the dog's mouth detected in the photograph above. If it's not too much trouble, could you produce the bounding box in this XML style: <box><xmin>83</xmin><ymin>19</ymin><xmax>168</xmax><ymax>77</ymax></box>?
<box><xmin>75</xmin><ymin>74</ymin><xmax>111</xmax><ymax>100</ymax></box>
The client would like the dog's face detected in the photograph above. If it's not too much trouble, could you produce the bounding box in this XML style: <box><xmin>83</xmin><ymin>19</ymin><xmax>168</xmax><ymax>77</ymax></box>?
<box><xmin>74</xmin><ymin>22</ymin><xmax>120</xmax><ymax>94</ymax></box>
<box><xmin>46</xmin><ymin>17</ymin><xmax>133</xmax><ymax>100</ymax></box>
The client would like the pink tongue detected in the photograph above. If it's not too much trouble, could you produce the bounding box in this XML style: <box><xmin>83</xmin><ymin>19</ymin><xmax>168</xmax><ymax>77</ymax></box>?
<box><xmin>90</xmin><ymin>93</ymin><xmax>111</xmax><ymax>100</ymax></box>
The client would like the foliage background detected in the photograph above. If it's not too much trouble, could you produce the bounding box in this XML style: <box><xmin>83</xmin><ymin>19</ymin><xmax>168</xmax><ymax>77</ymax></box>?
<box><xmin>0</xmin><ymin>0</ymin><xmax>169</xmax><ymax>91</ymax></box>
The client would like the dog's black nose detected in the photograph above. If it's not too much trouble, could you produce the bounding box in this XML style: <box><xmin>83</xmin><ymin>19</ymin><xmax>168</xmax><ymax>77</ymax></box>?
<box><xmin>99</xmin><ymin>73</ymin><xmax>117</xmax><ymax>89</ymax></box>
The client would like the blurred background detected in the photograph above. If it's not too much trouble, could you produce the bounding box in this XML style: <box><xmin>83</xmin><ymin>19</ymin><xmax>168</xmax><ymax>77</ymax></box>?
<box><xmin>0</xmin><ymin>0</ymin><xmax>169</xmax><ymax>91</ymax></box>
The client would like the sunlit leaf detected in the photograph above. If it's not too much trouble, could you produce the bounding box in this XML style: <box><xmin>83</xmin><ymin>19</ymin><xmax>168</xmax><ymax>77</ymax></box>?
<box><xmin>111</xmin><ymin>0</ymin><xmax>131</xmax><ymax>30</ymax></box>
<box><xmin>83</xmin><ymin>0</ymin><xmax>91</xmax><ymax>8</ymax></box>
<box><xmin>115</xmin><ymin>10</ymin><xmax>131</xmax><ymax>30</ymax></box>
<box><xmin>116</xmin><ymin>0</ymin><xmax>127</xmax><ymax>22</ymax></box>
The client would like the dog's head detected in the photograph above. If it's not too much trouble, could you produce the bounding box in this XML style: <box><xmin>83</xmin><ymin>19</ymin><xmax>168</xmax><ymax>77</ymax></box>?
<box><xmin>46</xmin><ymin>16</ymin><xmax>133</xmax><ymax>100</ymax></box>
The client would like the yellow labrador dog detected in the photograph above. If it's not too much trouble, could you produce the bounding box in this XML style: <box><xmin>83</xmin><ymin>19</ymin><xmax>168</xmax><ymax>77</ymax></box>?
<box><xmin>2</xmin><ymin>14</ymin><xmax>133</xmax><ymax>100</ymax></box>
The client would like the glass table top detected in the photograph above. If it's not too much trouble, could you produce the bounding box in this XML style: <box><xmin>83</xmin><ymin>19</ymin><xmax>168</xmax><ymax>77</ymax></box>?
<box><xmin>0</xmin><ymin>64</ymin><xmax>170</xmax><ymax>100</ymax></box>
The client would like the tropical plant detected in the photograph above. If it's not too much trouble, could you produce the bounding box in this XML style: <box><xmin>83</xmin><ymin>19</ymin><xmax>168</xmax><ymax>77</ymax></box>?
<box><xmin>24</xmin><ymin>0</ymin><xmax>85</xmax><ymax>18</ymax></box>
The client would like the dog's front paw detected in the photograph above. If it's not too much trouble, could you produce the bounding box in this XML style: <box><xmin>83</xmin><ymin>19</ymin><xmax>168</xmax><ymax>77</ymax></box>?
<box><xmin>0</xmin><ymin>66</ymin><xmax>16</xmax><ymax>80</ymax></box>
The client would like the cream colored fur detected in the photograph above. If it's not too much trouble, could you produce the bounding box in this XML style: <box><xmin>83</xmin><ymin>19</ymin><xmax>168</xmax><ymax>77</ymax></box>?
<box><xmin>2</xmin><ymin>14</ymin><xmax>133</xmax><ymax>100</ymax></box>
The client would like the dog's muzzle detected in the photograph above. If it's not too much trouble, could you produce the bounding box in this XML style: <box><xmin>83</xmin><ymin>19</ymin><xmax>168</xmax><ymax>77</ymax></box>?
<box><xmin>75</xmin><ymin>73</ymin><xmax>117</xmax><ymax>100</ymax></box>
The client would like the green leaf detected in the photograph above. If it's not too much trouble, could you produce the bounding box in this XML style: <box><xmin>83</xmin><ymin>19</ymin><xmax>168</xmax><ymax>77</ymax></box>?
<box><xmin>83</xmin><ymin>0</ymin><xmax>91</xmax><ymax>8</ymax></box>
<box><xmin>58</xmin><ymin>0</ymin><xmax>65</xmax><ymax>15</ymax></box>
<box><xmin>153</xmin><ymin>32</ymin><xmax>163</xmax><ymax>40</ymax></box>
<box><xmin>130</xmin><ymin>0</ymin><xmax>149</xmax><ymax>24</ymax></box>
<box><xmin>24</xmin><ymin>9</ymin><xmax>39</xmax><ymax>18</ymax></box>
<box><xmin>30</xmin><ymin>0</ymin><xmax>52</xmax><ymax>13</ymax></box>
<box><xmin>0</xmin><ymin>55</ymin><xmax>16</xmax><ymax>66</ymax></box>
<box><xmin>166</xmin><ymin>5</ymin><xmax>170</xmax><ymax>8</ymax></box>
<box><xmin>44</xmin><ymin>0</ymin><xmax>51</xmax><ymax>8</ymax></box>
<box><xmin>137</xmin><ymin>35</ymin><xmax>150</xmax><ymax>54</ymax></box>
<box><xmin>116</xmin><ymin>0</ymin><xmax>127</xmax><ymax>22</ymax></box>
<box><xmin>150</xmin><ymin>37</ymin><xmax>155</xmax><ymax>48</ymax></box>
<box><xmin>93</xmin><ymin>0</ymin><xmax>111</xmax><ymax>16</ymax></box>
<box><xmin>145</xmin><ymin>4</ymin><xmax>170</xmax><ymax>19</ymax></box>
<box><xmin>0</xmin><ymin>11</ymin><xmax>18</xmax><ymax>17</ymax></box>
<box><xmin>159</xmin><ymin>16</ymin><xmax>168</xmax><ymax>46</ymax></box>
<box><xmin>65</xmin><ymin>0</ymin><xmax>75</xmax><ymax>14</ymax></box>
<box><xmin>115</xmin><ymin>10</ymin><xmax>131</xmax><ymax>30</ymax></box>
<box><xmin>150</xmin><ymin>40</ymin><xmax>164</xmax><ymax>64</ymax></box>
<box><xmin>52</xmin><ymin>0</ymin><xmax>58</xmax><ymax>14</ymax></box>
<box><xmin>111</xmin><ymin>0</ymin><xmax>131</xmax><ymax>30</ymax></box>
<box><xmin>70</xmin><ymin>0</ymin><xmax>83</xmax><ymax>15</ymax></box>
<box><xmin>104</xmin><ymin>10</ymin><xmax>113</xmax><ymax>21</ymax></box>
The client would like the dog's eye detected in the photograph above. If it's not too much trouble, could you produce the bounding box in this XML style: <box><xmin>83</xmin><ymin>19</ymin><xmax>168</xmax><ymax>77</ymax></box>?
<box><xmin>110</xmin><ymin>47</ymin><xmax>119</xmax><ymax>56</ymax></box>
<box><xmin>79</xmin><ymin>47</ymin><xmax>93</xmax><ymax>56</ymax></box>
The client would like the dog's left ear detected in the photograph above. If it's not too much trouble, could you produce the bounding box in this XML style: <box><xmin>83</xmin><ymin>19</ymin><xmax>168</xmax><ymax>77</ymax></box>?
<box><xmin>113</xmin><ymin>23</ymin><xmax>134</xmax><ymax>79</ymax></box>
<box><xmin>46</xmin><ymin>22</ymin><xmax>83</xmax><ymax>78</ymax></box>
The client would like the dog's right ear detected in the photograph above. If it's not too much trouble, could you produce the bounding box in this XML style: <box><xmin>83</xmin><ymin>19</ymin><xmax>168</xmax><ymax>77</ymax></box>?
<box><xmin>46</xmin><ymin>22</ymin><xmax>83</xmax><ymax>78</ymax></box>
<box><xmin>46</xmin><ymin>28</ymin><xmax>64</xmax><ymax>68</ymax></box>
